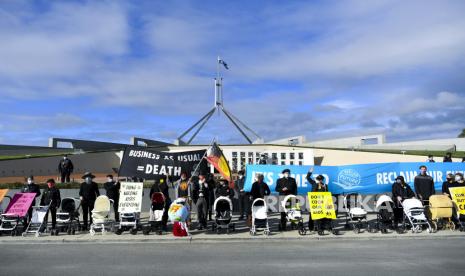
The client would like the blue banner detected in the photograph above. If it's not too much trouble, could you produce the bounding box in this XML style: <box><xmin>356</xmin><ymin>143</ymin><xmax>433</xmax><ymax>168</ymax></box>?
<box><xmin>245</xmin><ymin>162</ymin><xmax>465</xmax><ymax>195</ymax></box>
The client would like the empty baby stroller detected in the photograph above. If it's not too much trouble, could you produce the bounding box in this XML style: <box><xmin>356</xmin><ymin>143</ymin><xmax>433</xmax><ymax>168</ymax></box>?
<box><xmin>56</xmin><ymin>197</ymin><xmax>81</xmax><ymax>235</ymax></box>
<box><xmin>369</xmin><ymin>194</ymin><xmax>395</xmax><ymax>233</ymax></box>
<box><xmin>211</xmin><ymin>196</ymin><xmax>235</xmax><ymax>234</ymax></box>
<box><xmin>400</xmin><ymin>198</ymin><xmax>433</xmax><ymax>233</ymax></box>
<box><xmin>279</xmin><ymin>195</ymin><xmax>306</xmax><ymax>235</ymax></box>
<box><xmin>343</xmin><ymin>193</ymin><xmax>368</xmax><ymax>233</ymax></box>
<box><xmin>90</xmin><ymin>195</ymin><xmax>114</xmax><ymax>236</ymax></box>
<box><xmin>143</xmin><ymin>192</ymin><xmax>165</xmax><ymax>235</ymax></box>
<box><xmin>168</xmin><ymin>198</ymin><xmax>190</xmax><ymax>237</ymax></box>
<box><xmin>0</xmin><ymin>193</ymin><xmax>35</xmax><ymax>236</ymax></box>
<box><xmin>22</xmin><ymin>203</ymin><xmax>51</xmax><ymax>237</ymax></box>
<box><xmin>250</xmin><ymin>198</ymin><xmax>270</xmax><ymax>236</ymax></box>
<box><xmin>428</xmin><ymin>195</ymin><xmax>454</xmax><ymax>232</ymax></box>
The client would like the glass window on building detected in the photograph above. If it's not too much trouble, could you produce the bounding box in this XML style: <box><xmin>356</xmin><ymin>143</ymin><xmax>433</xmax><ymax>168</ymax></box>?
<box><xmin>299</xmin><ymin>161</ymin><xmax>303</xmax><ymax>165</ymax></box>
<box><xmin>290</xmin><ymin>161</ymin><xmax>294</xmax><ymax>165</ymax></box>
<box><xmin>272</xmin><ymin>153</ymin><xmax>277</xmax><ymax>159</ymax></box>
<box><xmin>240</xmin><ymin>152</ymin><xmax>245</xmax><ymax>157</ymax></box>
<box><xmin>290</xmin><ymin>153</ymin><xmax>295</xmax><ymax>159</ymax></box>
<box><xmin>281</xmin><ymin>152</ymin><xmax>286</xmax><ymax>159</ymax></box>
<box><xmin>248</xmin><ymin>152</ymin><xmax>253</xmax><ymax>157</ymax></box>
<box><xmin>281</xmin><ymin>161</ymin><xmax>286</xmax><ymax>165</ymax></box>
<box><xmin>232</xmin><ymin>152</ymin><xmax>237</xmax><ymax>158</ymax></box>
<box><xmin>248</xmin><ymin>158</ymin><xmax>253</xmax><ymax>164</ymax></box>
<box><xmin>298</xmin><ymin>152</ymin><xmax>304</xmax><ymax>159</ymax></box>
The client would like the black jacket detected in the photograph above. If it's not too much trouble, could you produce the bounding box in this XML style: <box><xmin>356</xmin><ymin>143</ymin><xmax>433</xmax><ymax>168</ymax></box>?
<box><xmin>104</xmin><ymin>181</ymin><xmax>120</xmax><ymax>201</ymax></box>
<box><xmin>150</xmin><ymin>181</ymin><xmax>170</xmax><ymax>200</ymax></box>
<box><xmin>40</xmin><ymin>187</ymin><xmax>61</xmax><ymax>209</ymax></box>
<box><xmin>392</xmin><ymin>182</ymin><xmax>415</xmax><ymax>204</ymax></box>
<box><xmin>21</xmin><ymin>183</ymin><xmax>41</xmax><ymax>205</ymax></box>
<box><xmin>414</xmin><ymin>174</ymin><xmax>435</xmax><ymax>200</ymax></box>
<box><xmin>250</xmin><ymin>181</ymin><xmax>271</xmax><ymax>200</ymax></box>
<box><xmin>443</xmin><ymin>181</ymin><xmax>465</xmax><ymax>197</ymax></box>
<box><xmin>306</xmin><ymin>172</ymin><xmax>328</xmax><ymax>192</ymax></box>
<box><xmin>235</xmin><ymin>177</ymin><xmax>246</xmax><ymax>195</ymax></box>
<box><xmin>275</xmin><ymin>177</ymin><xmax>297</xmax><ymax>196</ymax></box>
<box><xmin>443</xmin><ymin>156</ymin><xmax>452</xmax><ymax>162</ymax></box>
<box><xmin>79</xmin><ymin>182</ymin><xmax>100</xmax><ymax>202</ymax></box>
<box><xmin>215</xmin><ymin>185</ymin><xmax>234</xmax><ymax>198</ymax></box>
<box><xmin>58</xmin><ymin>159</ymin><xmax>74</xmax><ymax>173</ymax></box>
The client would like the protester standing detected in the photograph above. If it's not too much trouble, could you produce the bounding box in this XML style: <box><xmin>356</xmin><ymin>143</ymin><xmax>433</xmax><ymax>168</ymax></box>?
<box><xmin>58</xmin><ymin>155</ymin><xmax>74</xmax><ymax>183</ymax></box>
<box><xmin>149</xmin><ymin>175</ymin><xmax>171</xmax><ymax>231</ymax></box>
<box><xmin>21</xmin><ymin>175</ymin><xmax>41</xmax><ymax>224</ymax></box>
<box><xmin>40</xmin><ymin>179</ymin><xmax>61</xmax><ymax>232</ymax></box>
<box><xmin>235</xmin><ymin>170</ymin><xmax>247</xmax><ymax>220</ymax></box>
<box><xmin>250</xmin><ymin>174</ymin><xmax>270</xmax><ymax>200</ymax></box>
<box><xmin>414</xmin><ymin>165</ymin><xmax>435</xmax><ymax>205</ymax></box>
<box><xmin>103</xmin><ymin>174</ymin><xmax>120</xmax><ymax>221</ymax></box>
<box><xmin>443</xmin><ymin>152</ymin><xmax>453</xmax><ymax>162</ymax></box>
<box><xmin>442</xmin><ymin>173</ymin><xmax>456</xmax><ymax>198</ymax></box>
<box><xmin>427</xmin><ymin>155</ymin><xmax>435</xmax><ymax>162</ymax></box>
<box><xmin>275</xmin><ymin>169</ymin><xmax>297</xmax><ymax>230</ymax></box>
<box><xmin>79</xmin><ymin>172</ymin><xmax>100</xmax><ymax>230</ymax></box>
<box><xmin>392</xmin><ymin>176</ymin><xmax>415</xmax><ymax>227</ymax></box>
<box><xmin>195</xmin><ymin>174</ymin><xmax>209</xmax><ymax>230</ymax></box>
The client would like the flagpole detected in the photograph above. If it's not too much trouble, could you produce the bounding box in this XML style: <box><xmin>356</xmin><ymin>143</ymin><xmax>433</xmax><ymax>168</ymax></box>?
<box><xmin>191</xmin><ymin>138</ymin><xmax>216</xmax><ymax>177</ymax></box>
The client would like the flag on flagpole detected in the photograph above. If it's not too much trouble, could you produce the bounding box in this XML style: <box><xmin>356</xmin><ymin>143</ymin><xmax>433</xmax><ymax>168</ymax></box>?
<box><xmin>218</xmin><ymin>59</ymin><xmax>229</xmax><ymax>69</ymax></box>
<box><xmin>205</xmin><ymin>142</ymin><xmax>232</xmax><ymax>184</ymax></box>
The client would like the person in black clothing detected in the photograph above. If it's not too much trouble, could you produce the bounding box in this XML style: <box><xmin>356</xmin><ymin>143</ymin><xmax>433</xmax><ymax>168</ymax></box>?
<box><xmin>58</xmin><ymin>155</ymin><xmax>74</xmax><ymax>183</ymax></box>
<box><xmin>414</xmin><ymin>165</ymin><xmax>435</xmax><ymax>205</ymax></box>
<box><xmin>427</xmin><ymin>155</ymin><xmax>435</xmax><ymax>162</ymax></box>
<box><xmin>21</xmin><ymin>175</ymin><xmax>41</xmax><ymax>224</ymax></box>
<box><xmin>215</xmin><ymin>179</ymin><xmax>234</xmax><ymax>199</ymax></box>
<box><xmin>443</xmin><ymin>152</ymin><xmax>453</xmax><ymax>162</ymax></box>
<box><xmin>275</xmin><ymin>168</ymin><xmax>297</xmax><ymax>230</ymax></box>
<box><xmin>442</xmin><ymin>173</ymin><xmax>456</xmax><ymax>198</ymax></box>
<box><xmin>194</xmin><ymin>174</ymin><xmax>209</xmax><ymax>230</ymax></box>
<box><xmin>235</xmin><ymin>170</ymin><xmax>247</xmax><ymax>220</ymax></box>
<box><xmin>250</xmin><ymin>174</ymin><xmax>270</xmax><ymax>200</ymax></box>
<box><xmin>103</xmin><ymin>174</ymin><xmax>120</xmax><ymax>221</ymax></box>
<box><xmin>79</xmin><ymin>172</ymin><xmax>100</xmax><ymax>230</ymax></box>
<box><xmin>41</xmin><ymin>179</ymin><xmax>61</xmax><ymax>231</ymax></box>
<box><xmin>306</xmin><ymin>171</ymin><xmax>330</xmax><ymax>233</ymax></box>
<box><xmin>392</xmin><ymin>176</ymin><xmax>415</xmax><ymax>226</ymax></box>
<box><xmin>206</xmin><ymin>173</ymin><xmax>216</xmax><ymax>221</ymax></box>
<box><xmin>149</xmin><ymin>174</ymin><xmax>171</xmax><ymax>231</ymax></box>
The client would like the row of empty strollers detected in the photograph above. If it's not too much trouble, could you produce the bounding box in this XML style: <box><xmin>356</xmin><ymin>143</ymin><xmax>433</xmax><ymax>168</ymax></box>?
<box><xmin>0</xmin><ymin>192</ymin><xmax>463</xmax><ymax>237</ymax></box>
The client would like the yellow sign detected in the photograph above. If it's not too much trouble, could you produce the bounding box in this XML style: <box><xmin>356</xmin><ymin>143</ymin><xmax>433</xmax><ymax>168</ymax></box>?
<box><xmin>308</xmin><ymin>192</ymin><xmax>336</xmax><ymax>220</ymax></box>
<box><xmin>449</xmin><ymin>187</ymin><xmax>465</xmax><ymax>216</ymax></box>
<box><xmin>0</xmin><ymin>189</ymin><xmax>8</xmax><ymax>202</ymax></box>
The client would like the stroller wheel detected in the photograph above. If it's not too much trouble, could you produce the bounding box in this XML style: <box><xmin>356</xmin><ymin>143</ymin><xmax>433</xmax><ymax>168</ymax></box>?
<box><xmin>35</xmin><ymin>232</ymin><xmax>40</xmax><ymax>238</ymax></box>
<box><xmin>72</xmin><ymin>229</ymin><xmax>76</xmax><ymax>235</ymax></box>
<box><xmin>317</xmin><ymin>230</ymin><xmax>324</xmax><ymax>236</ymax></box>
<box><xmin>431</xmin><ymin>221</ymin><xmax>438</xmax><ymax>233</ymax></box>
<box><xmin>298</xmin><ymin>228</ymin><xmax>306</xmax><ymax>236</ymax></box>
<box><xmin>142</xmin><ymin>228</ymin><xmax>150</xmax><ymax>235</ymax></box>
<box><xmin>115</xmin><ymin>229</ymin><xmax>122</xmax><ymax>235</ymax></box>
<box><xmin>264</xmin><ymin>230</ymin><xmax>270</xmax><ymax>236</ymax></box>
<box><xmin>89</xmin><ymin>228</ymin><xmax>96</xmax><ymax>236</ymax></box>
<box><xmin>67</xmin><ymin>228</ymin><xmax>72</xmax><ymax>235</ymax></box>
<box><xmin>448</xmin><ymin>221</ymin><xmax>456</xmax><ymax>231</ymax></box>
<box><xmin>331</xmin><ymin>229</ymin><xmax>339</xmax><ymax>235</ymax></box>
<box><xmin>130</xmin><ymin>229</ymin><xmax>137</xmax><ymax>235</ymax></box>
<box><xmin>353</xmin><ymin>226</ymin><xmax>360</xmax><ymax>234</ymax></box>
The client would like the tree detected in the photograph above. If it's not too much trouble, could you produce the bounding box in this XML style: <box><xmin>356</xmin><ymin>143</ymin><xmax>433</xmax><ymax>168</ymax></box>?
<box><xmin>459</xmin><ymin>128</ymin><xmax>465</xmax><ymax>138</ymax></box>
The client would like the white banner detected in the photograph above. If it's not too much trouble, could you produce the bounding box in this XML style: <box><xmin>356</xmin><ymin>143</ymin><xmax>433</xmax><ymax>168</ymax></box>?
<box><xmin>118</xmin><ymin>182</ymin><xmax>143</xmax><ymax>213</ymax></box>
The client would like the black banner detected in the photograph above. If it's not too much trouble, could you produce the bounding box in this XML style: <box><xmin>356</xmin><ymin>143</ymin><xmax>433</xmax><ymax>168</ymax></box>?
<box><xmin>118</xmin><ymin>146</ymin><xmax>207</xmax><ymax>180</ymax></box>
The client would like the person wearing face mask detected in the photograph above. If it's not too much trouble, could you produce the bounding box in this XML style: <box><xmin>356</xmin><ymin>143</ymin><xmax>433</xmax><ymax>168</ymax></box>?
<box><xmin>174</xmin><ymin>172</ymin><xmax>191</xmax><ymax>199</ymax></box>
<box><xmin>235</xmin><ymin>170</ymin><xmax>247</xmax><ymax>220</ymax></box>
<box><xmin>276</xmin><ymin>168</ymin><xmax>297</xmax><ymax>230</ymax></box>
<box><xmin>104</xmin><ymin>174</ymin><xmax>120</xmax><ymax>221</ymax></box>
<box><xmin>414</xmin><ymin>165</ymin><xmax>435</xmax><ymax>205</ymax></box>
<box><xmin>427</xmin><ymin>155</ymin><xmax>435</xmax><ymax>163</ymax></box>
<box><xmin>442</xmin><ymin>173</ymin><xmax>456</xmax><ymax>198</ymax></box>
<box><xmin>306</xmin><ymin>168</ymin><xmax>328</xmax><ymax>232</ymax></box>
<box><xmin>215</xmin><ymin>179</ymin><xmax>234</xmax><ymax>199</ymax></box>
<box><xmin>79</xmin><ymin>172</ymin><xmax>100</xmax><ymax>231</ymax></box>
<box><xmin>443</xmin><ymin>152</ymin><xmax>453</xmax><ymax>162</ymax></box>
<box><xmin>206</xmin><ymin>173</ymin><xmax>216</xmax><ymax>221</ymax></box>
<box><xmin>150</xmin><ymin>174</ymin><xmax>172</xmax><ymax>231</ymax></box>
<box><xmin>40</xmin><ymin>179</ymin><xmax>61</xmax><ymax>232</ymax></box>
<box><xmin>454</xmin><ymin>173</ymin><xmax>465</xmax><ymax>186</ymax></box>
<box><xmin>194</xmin><ymin>174</ymin><xmax>209</xmax><ymax>230</ymax></box>
<box><xmin>21</xmin><ymin>175</ymin><xmax>41</xmax><ymax>225</ymax></box>
<box><xmin>58</xmin><ymin>155</ymin><xmax>74</xmax><ymax>183</ymax></box>
<box><xmin>250</xmin><ymin>174</ymin><xmax>271</xmax><ymax>200</ymax></box>
<box><xmin>392</xmin><ymin>176</ymin><xmax>415</xmax><ymax>227</ymax></box>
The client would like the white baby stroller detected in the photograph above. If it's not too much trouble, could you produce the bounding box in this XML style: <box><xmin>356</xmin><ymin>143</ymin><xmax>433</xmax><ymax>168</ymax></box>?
<box><xmin>22</xmin><ymin>203</ymin><xmax>51</xmax><ymax>237</ymax></box>
<box><xmin>369</xmin><ymin>194</ymin><xmax>395</xmax><ymax>234</ymax></box>
<box><xmin>250</xmin><ymin>198</ymin><xmax>270</xmax><ymax>236</ymax></box>
<box><xmin>90</xmin><ymin>195</ymin><xmax>114</xmax><ymax>236</ymax></box>
<box><xmin>143</xmin><ymin>192</ymin><xmax>166</xmax><ymax>235</ymax></box>
<box><xmin>343</xmin><ymin>193</ymin><xmax>368</xmax><ymax>233</ymax></box>
<box><xmin>211</xmin><ymin>196</ymin><xmax>235</xmax><ymax>234</ymax></box>
<box><xmin>279</xmin><ymin>195</ymin><xmax>306</xmax><ymax>235</ymax></box>
<box><xmin>56</xmin><ymin>197</ymin><xmax>81</xmax><ymax>235</ymax></box>
<box><xmin>400</xmin><ymin>198</ymin><xmax>433</xmax><ymax>233</ymax></box>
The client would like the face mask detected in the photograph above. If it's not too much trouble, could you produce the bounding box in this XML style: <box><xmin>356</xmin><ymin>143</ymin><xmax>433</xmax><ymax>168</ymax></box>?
<box><xmin>86</xmin><ymin>177</ymin><xmax>92</xmax><ymax>184</ymax></box>
<box><xmin>199</xmin><ymin>179</ymin><xmax>205</xmax><ymax>184</ymax></box>
<box><xmin>420</xmin><ymin>170</ymin><xmax>426</xmax><ymax>175</ymax></box>
<box><xmin>27</xmin><ymin>179</ymin><xmax>33</xmax><ymax>185</ymax></box>
<box><xmin>181</xmin><ymin>176</ymin><xmax>187</xmax><ymax>181</ymax></box>
<box><xmin>239</xmin><ymin>175</ymin><xmax>243</xmax><ymax>179</ymax></box>
<box><xmin>63</xmin><ymin>157</ymin><xmax>67</xmax><ymax>160</ymax></box>
<box><xmin>284</xmin><ymin>173</ymin><xmax>289</xmax><ymax>178</ymax></box>
<box><xmin>456</xmin><ymin>176</ymin><xmax>463</xmax><ymax>182</ymax></box>
<box><xmin>396</xmin><ymin>179</ymin><xmax>401</xmax><ymax>184</ymax></box>
<box><xmin>107</xmin><ymin>178</ymin><xmax>113</xmax><ymax>182</ymax></box>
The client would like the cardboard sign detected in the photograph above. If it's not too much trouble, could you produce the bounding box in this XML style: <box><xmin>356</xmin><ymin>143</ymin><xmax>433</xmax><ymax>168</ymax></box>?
<box><xmin>5</xmin><ymin>193</ymin><xmax>36</xmax><ymax>217</ymax></box>
<box><xmin>0</xmin><ymin>189</ymin><xmax>8</xmax><ymax>202</ymax></box>
<box><xmin>449</xmin><ymin>187</ymin><xmax>465</xmax><ymax>216</ymax></box>
<box><xmin>118</xmin><ymin>182</ymin><xmax>143</xmax><ymax>213</ymax></box>
<box><xmin>308</xmin><ymin>192</ymin><xmax>336</xmax><ymax>220</ymax></box>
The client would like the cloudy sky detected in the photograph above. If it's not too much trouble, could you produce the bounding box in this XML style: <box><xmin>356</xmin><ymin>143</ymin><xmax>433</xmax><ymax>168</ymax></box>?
<box><xmin>0</xmin><ymin>0</ymin><xmax>464</xmax><ymax>146</ymax></box>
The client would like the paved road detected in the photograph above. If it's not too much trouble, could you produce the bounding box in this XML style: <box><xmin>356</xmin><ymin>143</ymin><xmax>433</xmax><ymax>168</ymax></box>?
<box><xmin>1</xmin><ymin>238</ymin><xmax>464</xmax><ymax>275</ymax></box>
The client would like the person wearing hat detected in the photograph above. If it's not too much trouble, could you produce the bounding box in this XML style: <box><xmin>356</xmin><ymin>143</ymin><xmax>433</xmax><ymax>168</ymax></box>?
<box><xmin>40</xmin><ymin>179</ymin><xmax>61</xmax><ymax>232</ymax></box>
<box><xmin>104</xmin><ymin>174</ymin><xmax>120</xmax><ymax>221</ymax></box>
<box><xmin>193</xmin><ymin>173</ymin><xmax>210</xmax><ymax>230</ymax></box>
<box><xmin>149</xmin><ymin>174</ymin><xmax>172</xmax><ymax>231</ymax></box>
<box><xmin>275</xmin><ymin>168</ymin><xmax>297</xmax><ymax>230</ymax></box>
<box><xmin>79</xmin><ymin>172</ymin><xmax>100</xmax><ymax>230</ymax></box>
<box><xmin>392</xmin><ymin>175</ymin><xmax>415</xmax><ymax>227</ymax></box>
<box><xmin>306</xmin><ymin>168</ymin><xmax>328</xmax><ymax>232</ymax></box>
<box><xmin>235</xmin><ymin>170</ymin><xmax>247</xmax><ymax>220</ymax></box>
<box><xmin>215</xmin><ymin>178</ymin><xmax>234</xmax><ymax>199</ymax></box>
<box><xmin>21</xmin><ymin>175</ymin><xmax>41</xmax><ymax>224</ymax></box>
<box><xmin>58</xmin><ymin>155</ymin><xmax>74</xmax><ymax>183</ymax></box>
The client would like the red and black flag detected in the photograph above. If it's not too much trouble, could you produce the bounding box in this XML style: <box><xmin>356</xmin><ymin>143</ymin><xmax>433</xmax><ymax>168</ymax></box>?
<box><xmin>205</xmin><ymin>142</ymin><xmax>232</xmax><ymax>185</ymax></box>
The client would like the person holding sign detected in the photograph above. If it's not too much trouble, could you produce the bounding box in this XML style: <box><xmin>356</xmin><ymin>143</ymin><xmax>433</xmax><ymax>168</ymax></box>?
<box><xmin>442</xmin><ymin>173</ymin><xmax>456</xmax><ymax>198</ymax></box>
<box><xmin>40</xmin><ymin>179</ymin><xmax>61</xmax><ymax>232</ymax></box>
<box><xmin>21</xmin><ymin>175</ymin><xmax>41</xmax><ymax>225</ymax></box>
<box><xmin>79</xmin><ymin>172</ymin><xmax>100</xmax><ymax>231</ymax></box>
<box><xmin>275</xmin><ymin>168</ymin><xmax>297</xmax><ymax>230</ymax></box>
<box><xmin>307</xmin><ymin>171</ymin><xmax>331</xmax><ymax>234</ymax></box>
<box><xmin>414</xmin><ymin>165</ymin><xmax>435</xmax><ymax>205</ymax></box>
<box><xmin>392</xmin><ymin>176</ymin><xmax>415</xmax><ymax>227</ymax></box>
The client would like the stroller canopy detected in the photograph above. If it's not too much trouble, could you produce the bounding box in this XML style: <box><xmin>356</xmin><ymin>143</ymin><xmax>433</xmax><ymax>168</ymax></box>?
<box><xmin>60</xmin><ymin>198</ymin><xmax>78</xmax><ymax>213</ymax></box>
<box><xmin>281</xmin><ymin>195</ymin><xmax>301</xmax><ymax>212</ymax></box>
<box><xmin>402</xmin><ymin>198</ymin><xmax>423</xmax><ymax>212</ymax></box>
<box><xmin>214</xmin><ymin>196</ymin><xmax>233</xmax><ymax>212</ymax></box>
<box><xmin>94</xmin><ymin>196</ymin><xmax>111</xmax><ymax>212</ymax></box>
<box><xmin>375</xmin><ymin>195</ymin><xmax>394</xmax><ymax>210</ymax></box>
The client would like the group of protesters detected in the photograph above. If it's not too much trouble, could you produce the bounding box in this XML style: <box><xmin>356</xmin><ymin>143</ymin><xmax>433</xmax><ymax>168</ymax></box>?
<box><xmin>16</xmin><ymin>153</ymin><xmax>465</xmax><ymax>235</ymax></box>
